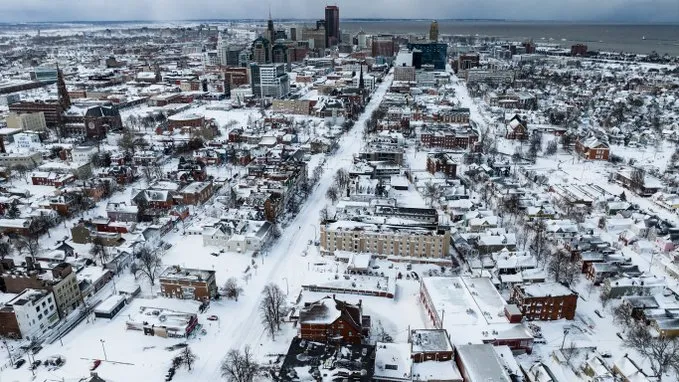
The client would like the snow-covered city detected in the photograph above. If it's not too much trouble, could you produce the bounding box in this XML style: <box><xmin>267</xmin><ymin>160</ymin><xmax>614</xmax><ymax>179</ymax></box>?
<box><xmin>0</xmin><ymin>3</ymin><xmax>678</xmax><ymax>382</ymax></box>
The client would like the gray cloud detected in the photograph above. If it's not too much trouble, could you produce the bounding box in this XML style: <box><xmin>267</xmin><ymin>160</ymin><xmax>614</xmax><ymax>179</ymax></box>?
<box><xmin>0</xmin><ymin>0</ymin><xmax>676</xmax><ymax>22</ymax></box>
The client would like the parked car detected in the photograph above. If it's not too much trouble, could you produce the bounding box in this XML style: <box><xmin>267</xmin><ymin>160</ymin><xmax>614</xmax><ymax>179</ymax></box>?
<box><xmin>13</xmin><ymin>359</ymin><xmax>26</xmax><ymax>369</ymax></box>
<box><xmin>207</xmin><ymin>315</ymin><xmax>219</xmax><ymax>321</ymax></box>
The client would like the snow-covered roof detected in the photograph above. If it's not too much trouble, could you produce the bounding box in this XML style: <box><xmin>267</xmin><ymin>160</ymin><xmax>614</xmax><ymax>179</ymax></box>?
<box><xmin>455</xmin><ymin>344</ymin><xmax>512</xmax><ymax>382</ymax></box>
<box><xmin>373</xmin><ymin>342</ymin><xmax>412</xmax><ymax>381</ymax></box>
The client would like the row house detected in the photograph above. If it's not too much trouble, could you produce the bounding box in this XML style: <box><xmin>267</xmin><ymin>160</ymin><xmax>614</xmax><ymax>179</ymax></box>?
<box><xmin>31</xmin><ymin>172</ymin><xmax>76</xmax><ymax>187</ymax></box>
<box><xmin>434</xmin><ymin>108</ymin><xmax>470</xmax><ymax>123</ymax></box>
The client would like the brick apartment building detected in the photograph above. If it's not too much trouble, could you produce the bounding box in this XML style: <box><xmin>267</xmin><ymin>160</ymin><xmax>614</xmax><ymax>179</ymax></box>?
<box><xmin>420</xmin><ymin>125</ymin><xmax>479</xmax><ymax>150</ymax></box>
<box><xmin>427</xmin><ymin>153</ymin><xmax>458</xmax><ymax>178</ymax></box>
<box><xmin>299</xmin><ymin>296</ymin><xmax>370</xmax><ymax>345</ymax></box>
<box><xmin>180</xmin><ymin>181</ymin><xmax>214</xmax><ymax>205</ymax></box>
<box><xmin>159</xmin><ymin>266</ymin><xmax>217</xmax><ymax>301</ymax></box>
<box><xmin>511</xmin><ymin>283</ymin><xmax>578</xmax><ymax>320</ymax></box>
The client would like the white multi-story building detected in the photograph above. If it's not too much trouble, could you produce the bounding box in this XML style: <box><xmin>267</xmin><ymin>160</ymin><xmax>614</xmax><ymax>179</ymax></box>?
<box><xmin>6</xmin><ymin>289</ymin><xmax>59</xmax><ymax>339</ymax></box>
<box><xmin>250</xmin><ymin>63</ymin><xmax>289</xmax><ymax>99</ymax></box>
<box><xmin>14</xmin><ymin>132</ymin><xmax>42</xmax><ymax>151</ymax></box>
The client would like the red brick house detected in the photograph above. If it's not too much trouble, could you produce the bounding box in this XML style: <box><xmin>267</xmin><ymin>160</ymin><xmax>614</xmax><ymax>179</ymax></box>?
<box><xmin>576</xmin><ymin>137</ymin><xmax>610</xmax><ymax>160</ymax></box>
<box><xmin>31</xmin><ymin>172</ymin><xmax>76</xmax><ymax>187</ymax></box>
<box><xmin>506</xmin><ymin>115</ymin><xmax>529</xmax><ymax>140</ymax></box>
<box><xmin>299</xmin><ymin>296</ymin><xmax>371</xmax><ymax>345</ymax></box>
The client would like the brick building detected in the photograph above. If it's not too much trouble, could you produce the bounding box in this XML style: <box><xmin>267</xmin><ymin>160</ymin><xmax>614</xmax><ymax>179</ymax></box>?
<box><xmin>511</xmin><ymin>283</ymin><xmax>578</xmax><ymax>321</ymax></box>
<box><xmin>420</xmin><ymin>125</ymin><xmax>479</xmax><ymax>150</ymax></box>
<box><xmin>575</xmin><ymin>137</ymin><xmax>610</xmax><ymax>160</ymax></box>
<box><xmin>159</xmin><ymin>266</ymin><xmax>217</xmax><ymax>301</ymax></box>
<box><xmin>427</xmin><ymin>153</ymin><xmax>458</xmax><ymax>178</ymax></box>
<box><xmin>180</xmin><ymin>181</ymin><xmax>214</xmax><ymax>205</ymax></box>
<box><xmin>299</xmin><ymin>296</ymin><xmax>370</xmax><ymax>345</ymax></box>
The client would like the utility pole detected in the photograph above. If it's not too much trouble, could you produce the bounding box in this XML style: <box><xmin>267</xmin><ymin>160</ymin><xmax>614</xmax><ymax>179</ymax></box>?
<box><xmin>100</xmin><ymin>339</ymin><xmax>108</xmax><ymax>361</ymax></box>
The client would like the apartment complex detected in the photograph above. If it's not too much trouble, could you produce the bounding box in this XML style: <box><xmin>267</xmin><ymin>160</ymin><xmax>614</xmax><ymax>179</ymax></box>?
<box><xmin>321</xmin><ymin>222</ymin><xmax>450</xmax><ymax>258</ymax></box>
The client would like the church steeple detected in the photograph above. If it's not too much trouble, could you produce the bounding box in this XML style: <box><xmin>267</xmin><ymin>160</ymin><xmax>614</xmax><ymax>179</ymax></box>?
<box><xmin>56</xmin><ymin>64</ymin><xmax>71</xmax><ymax>110</ymax></box>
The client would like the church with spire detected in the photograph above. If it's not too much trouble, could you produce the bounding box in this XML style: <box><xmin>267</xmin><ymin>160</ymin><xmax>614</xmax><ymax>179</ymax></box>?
<box><xmin>9</xmin><ymin>63</ymin><xmax>122</xmax><ymax>140</ymax></box>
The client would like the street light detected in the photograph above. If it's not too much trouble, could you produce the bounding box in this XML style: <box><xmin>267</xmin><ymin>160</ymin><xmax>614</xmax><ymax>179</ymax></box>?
<box><xmin>561</xmin><ymin>327</ymin><xmax>570</xmax><ymax>350</ymax></box>
<box><xmin>282</xmin><ymin>277</ymin><xmax>289</xmax><ymax>295</ymax></box>
<box><xmin>309</xmin><ymin>224</ymin><xmax>318</xmax><ymax>243</ymax></box>
<box><xmin>100</xmin><ymin>339</ymin><xmax>108</xmax><ymax>361</ymax></box>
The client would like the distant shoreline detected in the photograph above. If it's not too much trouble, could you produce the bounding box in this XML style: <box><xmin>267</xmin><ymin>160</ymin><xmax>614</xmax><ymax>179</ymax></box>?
<box><xmin>0</xmin><ymin>19</ymin><xmax>677</xmax><ymax>26</ymax></box>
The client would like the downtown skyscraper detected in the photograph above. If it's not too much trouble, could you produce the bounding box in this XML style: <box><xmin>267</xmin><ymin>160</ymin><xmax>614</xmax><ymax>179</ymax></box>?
<box><xmin>324</xmin><ymin>5</ymin><xmax>340</xmax><ymax>47</ymax></box>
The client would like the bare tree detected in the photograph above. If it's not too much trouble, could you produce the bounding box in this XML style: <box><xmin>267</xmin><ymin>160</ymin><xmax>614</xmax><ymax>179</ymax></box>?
<box><xmin>90</xmin><ymin>237</ymin><xmax>109</xmax><ymax>266</ymax></box>
<box><xmin>259</xmin><ymin>283</ymin><xmax>287</xmax><ymax>340</ymax></box>
<box><xmin>220</xmin><ymin>346</ymin><xmax>259</xmax><ymax>382</ymax></box>
<box><xmin>17</xmin><ymin>236</ymin><xmax>40</xmax><ymax>258</ymax></box>
<box><xmin>312</xmin><ymin>165</ymin><xmax>324</xmax><ymax>184</ymax></box>
<box><xmin>326</xmin><ymin>186</ymin><xmax>339</xmax><ymax>204</ymax></box>
<box><xmin>623</xmin><ymin>325</ymin><xmax>679</xmax><ymax>381</ymax></box>
<box><xmin>529</xmin><ymin>219</ymin><xmax>549</xmax><ymax>265</ymax></box>
<box><xmin>177</xmin><ymin>346</ymin><xmax>197</xmax><ymax>371</ymax></box>
<box><xmin>134</xmin><ymin>247</ymin><xmax>162</xmax><ymax>286</ymax></box>
<box><xmin>371</xmin><ymin>320</ymin><xmax>393</xmax><ymax>343</ymax></box>
<box><xmin>613</xmin><ymin>301</ymin><xmax>635</xmax><ymax>328</ymax></box>
<box><xmin>547</xmin><ymin>250</ymin><xmax>580</xmax><ymax>285</ymax></box>
<box><xmin>221</xmin><ymin>278</ymin><xmax>243</xmax><ymax>301</ymax></box>
<box><xmin>118</xmin><ymin>129</ymin><xmax>136</xmax><ymax>154</ymax></box>
<box><xmin>6</xmin><ymin>204</ymin><xmax>20</xmax><ymax>219</ymax></box>
<box><xmin>422</xmin><ymin>182</ymin><xmax>440</xmax><ymax>207</ymax></box>
<box><xmin>319</xmin><ymin>206</ymin><xmax>330</xmax><ymax>223</ymax></box>
<box><xmin>333</xmin><ymin>168</ymin><xmax>350</xmax><ymax>189</ymax></box>
<box><xmin>631</xmin><ymin>168</ymin><xmax>645</xmax><ymax>192</ymax></box>
<box><xmin>12</xmin><ymin>164</ymin><xmax>28</xmax><ymax>182</ymax></box>
<box><xmin>0</xmin><ymin>240</ymin><xmax>11</xmax><ymax>260</ymax></box>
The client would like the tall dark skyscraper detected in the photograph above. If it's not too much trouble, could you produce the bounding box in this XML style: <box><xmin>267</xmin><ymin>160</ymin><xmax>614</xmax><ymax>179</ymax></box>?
<box><xmin>324</xmin><ymin>5</ymin><xmax>340</xmax><ymax>47</ymax></box>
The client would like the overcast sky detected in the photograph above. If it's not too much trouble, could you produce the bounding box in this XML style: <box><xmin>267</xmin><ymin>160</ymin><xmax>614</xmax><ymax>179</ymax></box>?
<box><xmin>0</xmin><ymin>0</ymin><xmax>676</xmax><ymax>23</ymax></box>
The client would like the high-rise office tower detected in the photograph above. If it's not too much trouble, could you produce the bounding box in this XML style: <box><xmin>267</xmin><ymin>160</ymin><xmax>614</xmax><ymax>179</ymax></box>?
<box><xmin>324</xmin><ymin>5</ymin><xmax>340</xmax><ymax>47</ymax></box>
<box><xmin>429</xmin><ymin>20</ymin><xmax>439</xmax><ymax>42</ymax></box>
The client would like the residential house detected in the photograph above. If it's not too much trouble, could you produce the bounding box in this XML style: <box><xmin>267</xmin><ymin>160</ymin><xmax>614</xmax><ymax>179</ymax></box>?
<box><xmin>299</xmin><ymin>296</ymin><xmax>371</xmax><ymax>345</ymax></box>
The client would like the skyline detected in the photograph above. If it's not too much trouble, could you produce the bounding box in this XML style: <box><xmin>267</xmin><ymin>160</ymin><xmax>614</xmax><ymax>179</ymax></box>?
<box><xmin>0</xmin><ymin>0</ymin><xmax>677</xmax><ymax>24</ymax></box>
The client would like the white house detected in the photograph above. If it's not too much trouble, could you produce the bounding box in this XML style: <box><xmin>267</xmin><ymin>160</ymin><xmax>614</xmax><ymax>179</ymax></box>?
<box><xmin>202</xmin><ymin>220</ymin><xmax>272</xmax><ymax>253</ymax></box>
<box><xmin>7</xmin><ymin>289</ymin><xmax>59</xmax><ymax>339</ymax></box>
